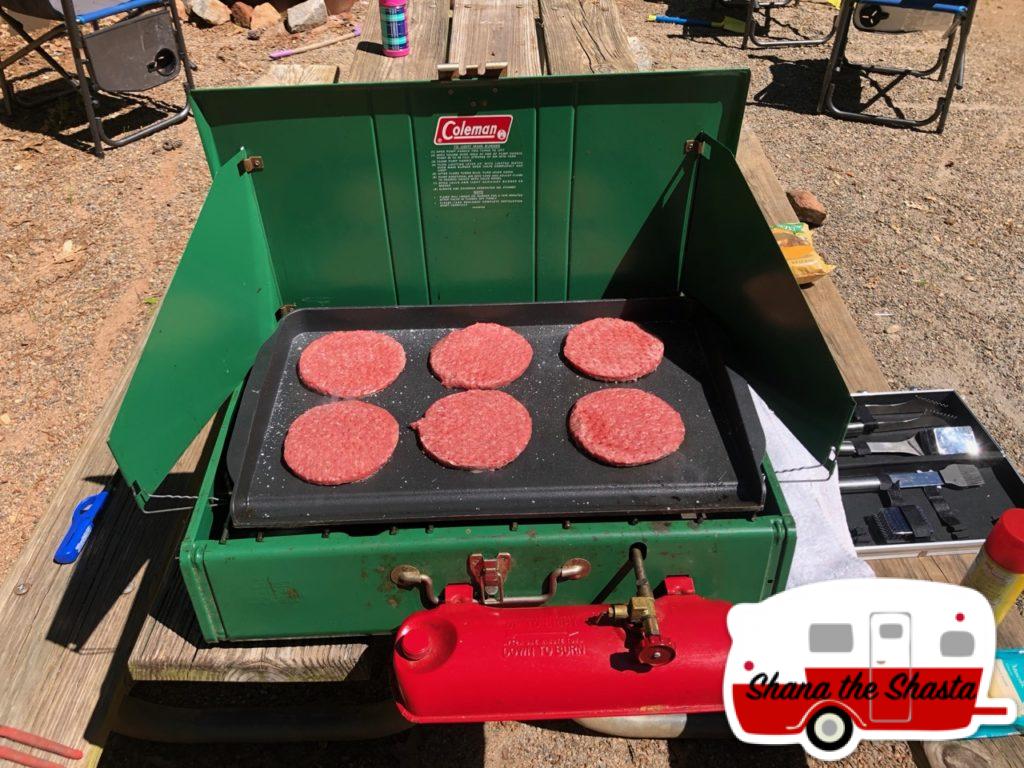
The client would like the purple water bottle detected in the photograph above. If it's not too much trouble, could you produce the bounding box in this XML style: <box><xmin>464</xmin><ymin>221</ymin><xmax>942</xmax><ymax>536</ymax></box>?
<box><xmin>379</xmin><ymin>0</ymin><xmax>410</xmax><ymax>58</ymax></box>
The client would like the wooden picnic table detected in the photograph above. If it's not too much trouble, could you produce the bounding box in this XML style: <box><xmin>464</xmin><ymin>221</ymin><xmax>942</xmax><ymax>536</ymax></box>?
<box><xmin>0</xmin><ymin>2</ymin><xmax>1021</xmax><ymax>767</ymax></box>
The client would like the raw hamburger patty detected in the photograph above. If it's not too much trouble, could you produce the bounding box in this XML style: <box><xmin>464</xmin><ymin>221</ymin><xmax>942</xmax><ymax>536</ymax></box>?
<box><xmin>411</xmin><ymin>390</ymin><xmax>532</xmax><ymax>470</ymax></box>
<box><xmin>283</xmin><ymin>401</ymin><xmax>399</xmax><ymax>485</ymax></box>
<box><xmin>569</xmin><ymin>388</ymin><xmax>684</xmax><ymax>467</ymax></box>
<box><xmin>298</xmin><ymin>331</ymin><xmax>405</xmax><ymax>398</ymax></box>
<box><xmin>429</xmin><ymin>323</ymin><xmax>533</xmax><ymax>389</ymax></box>
<box><xmin>563</xmin><ymin>317</ymin><xmax>664</xmax><ymax>382</ymax></box>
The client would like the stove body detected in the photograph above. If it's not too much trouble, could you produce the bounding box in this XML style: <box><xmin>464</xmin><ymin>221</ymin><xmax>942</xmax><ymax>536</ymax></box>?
<box><xmin>108</xmin><ymin>70</ymin><xmax>852</xmax><ymax>644</ymax></box>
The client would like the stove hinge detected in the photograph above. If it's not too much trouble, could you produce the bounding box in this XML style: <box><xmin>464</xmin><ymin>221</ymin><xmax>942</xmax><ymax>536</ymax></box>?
<box><xmin>239</xmin><ymin>155</ymin><xmax>265</xmax><ymax>174</ymax></box>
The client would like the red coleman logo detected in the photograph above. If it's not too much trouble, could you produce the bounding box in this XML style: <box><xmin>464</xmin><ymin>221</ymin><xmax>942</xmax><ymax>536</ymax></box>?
<box><xmin>434</xmin><ymin>115</ymin><xmax>513</xmax><ymax>145</ymax></box>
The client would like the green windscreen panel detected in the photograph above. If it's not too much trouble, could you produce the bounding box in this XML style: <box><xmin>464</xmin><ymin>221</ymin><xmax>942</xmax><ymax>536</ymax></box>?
<box><xmin>108</xmin><ymin>150</ymin><xmax>280</xmax><ymax>504</ymax></box>
<box><xmin>189</xmin><ymin>70</ymin><xmax>749</xmax><ymax>308</ymax></box>
<box><xmin>682</xmin><ymin>136</ymin><xmax>853</xmax><ymax>471</ymax></box>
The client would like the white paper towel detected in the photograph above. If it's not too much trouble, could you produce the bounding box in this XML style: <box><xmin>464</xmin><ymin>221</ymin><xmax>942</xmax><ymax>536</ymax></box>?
<box><xmin>751</xmin><ymin>389</ymin><xmax>874</xmax><ymax>588</ymax></box>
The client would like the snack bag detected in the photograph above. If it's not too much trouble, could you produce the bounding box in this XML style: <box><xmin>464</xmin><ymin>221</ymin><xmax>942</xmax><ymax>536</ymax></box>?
<box><xmin>772</xmin><ymin>222</ymin><xmax>834</xmax><ymax>285</ymax></box>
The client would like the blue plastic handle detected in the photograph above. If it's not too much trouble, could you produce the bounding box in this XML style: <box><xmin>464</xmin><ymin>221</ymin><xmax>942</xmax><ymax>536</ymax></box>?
<box><xmin>54</xmin><ymin>490</ymin><xmax>109</xmax><ymax>565</ymax></box>
<box><xmin>650</xmin><ymin>15</ymin><xmax>714</xmax><ymax>27</ymax></box>
<box><xmin>76</xmin><ymin>0</ymin><xmax>162</xmax><ymax>24</ymax></box>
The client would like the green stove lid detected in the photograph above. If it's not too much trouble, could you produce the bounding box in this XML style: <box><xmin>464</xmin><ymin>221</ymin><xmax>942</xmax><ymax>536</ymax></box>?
<box><xmin>109</xmin><ymin>70</ymin><xmax>850</xmax><ymax>505</ymax></box>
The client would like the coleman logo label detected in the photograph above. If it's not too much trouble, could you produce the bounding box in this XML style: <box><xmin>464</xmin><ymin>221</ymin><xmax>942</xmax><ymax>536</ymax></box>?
<box><xmin>434</xmin><ymin>115</ymin><xmax>513</xmax><ymax>145</ymax></box>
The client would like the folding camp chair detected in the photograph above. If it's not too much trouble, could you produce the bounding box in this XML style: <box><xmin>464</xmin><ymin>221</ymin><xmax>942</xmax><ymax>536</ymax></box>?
<box><xmin>0</xmin><ymin>0</ymin><xmax>194</xmax><ymax>156</ymax></box>
<box><xmin>817</xmin><ymin>0</ymin><xmax>975</xmax><ymax>131</ymax></box>
<box><xmin>719</xmin><ymin>0</ymin><xmax>840</xmax><ymax>48</ymax></box>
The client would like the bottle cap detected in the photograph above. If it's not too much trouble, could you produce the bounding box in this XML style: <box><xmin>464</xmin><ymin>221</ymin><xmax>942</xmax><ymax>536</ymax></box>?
<box><xmin>984</xmin><ymin>508</ymin><xmax>1024</xmax><ymax>573</ymax></box>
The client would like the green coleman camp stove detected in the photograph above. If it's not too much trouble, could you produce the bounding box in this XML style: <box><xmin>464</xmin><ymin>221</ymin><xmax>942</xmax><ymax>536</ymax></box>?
<box><xmin>108</xmin><ymin>69</ymin><xmax>853</xmax><ymax>721</ymax></box>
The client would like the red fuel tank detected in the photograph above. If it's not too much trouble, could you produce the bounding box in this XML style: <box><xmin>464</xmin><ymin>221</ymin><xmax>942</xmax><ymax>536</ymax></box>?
<box><xmin>392</xmin><ymin>580</ymin><xmax>732</xmax><ymax>723</ymax></box>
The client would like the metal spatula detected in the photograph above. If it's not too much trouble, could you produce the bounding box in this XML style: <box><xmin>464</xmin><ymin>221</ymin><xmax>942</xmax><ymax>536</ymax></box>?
<box><xmin>839</xmin><ymin>426</ymin><xmax>979</xmax><ymax>458</ymax></box>
<box><xmin>840</xmin><ymin>463</ymin><xmax>984</xmax><ymax>493</ymax></box>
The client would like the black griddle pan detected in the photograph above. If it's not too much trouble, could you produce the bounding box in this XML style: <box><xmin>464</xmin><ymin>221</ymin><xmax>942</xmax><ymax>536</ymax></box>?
<box><xmin>227</xmin><ymin>299</ymin><xmax>766</xmax><ymax>529</ymax></box>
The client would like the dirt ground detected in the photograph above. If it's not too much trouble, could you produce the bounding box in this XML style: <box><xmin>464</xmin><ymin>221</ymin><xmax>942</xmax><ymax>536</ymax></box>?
<box><xmin>0</xmin><ymin>0</ymin><xmax>1021</xmax><ymax>766</ymax></box>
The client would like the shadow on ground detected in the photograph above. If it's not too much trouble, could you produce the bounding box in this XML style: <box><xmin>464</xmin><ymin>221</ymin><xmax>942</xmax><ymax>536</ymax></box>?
<box><xmin>750</xmin><ymin>54</ymin><xmax>830</xmax><ymax>114</ymax></box>
<box><xmin>1</xmin><ymin>69</ymin><xmax>185</xmax><ymax>154</ymax></box>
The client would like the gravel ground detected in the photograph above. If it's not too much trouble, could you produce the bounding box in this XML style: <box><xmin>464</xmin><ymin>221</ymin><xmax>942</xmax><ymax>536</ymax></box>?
<box><xmin>1</xmin><ymin>1</ymin><xmax>1021</xmax><ymax>766</ymax></box>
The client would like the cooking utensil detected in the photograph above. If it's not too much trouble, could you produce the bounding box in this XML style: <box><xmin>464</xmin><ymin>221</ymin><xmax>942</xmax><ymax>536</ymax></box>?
<box><xmin>269</xmin><ymin>27</ymin><xmax>361</xmax><ymax>61</ymax></box>
<box><xmin>646</xmin><ymin>14</ymin><xmax>746</xmax><ymax>33</ymax></box>
<box><xmin>845</xmin><ymin>396</ymin><xmax>956</xmax><ymax>436</ymax></box>
<box><xmin>846</xmin><ymin>412</ymin><xmax>953</xmax><ymax>436</ymax></box>
<box><xmin>873</xmin><ymin>504</ymin><xmax>934</xmax><ymax>543</ymax></box>
<box><xmin>839</xmin><ymin>426</ymin><xmax>978</xmax><ymax>458</ymax></box>
<box><xmin>840</xmin><ymin>463</ymin><xmax>984</xmax><ymax>493</ymax></box>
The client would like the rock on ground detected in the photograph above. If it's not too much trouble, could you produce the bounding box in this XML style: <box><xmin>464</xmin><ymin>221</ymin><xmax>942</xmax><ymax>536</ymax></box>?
<box><xmin>230</xmin><ymin>1</ymin><xmax>254</xmax><ymax>27</ymax></box>
<box><xmin>190</xmin><ymin>0</ymin><xmax>231</xmax><ymax>25</ymax></box>
<box><xmin>787</xmin><ymin>188</ymin><xmax>828</xmax><ymax>227</ymax></box>
<box><xmin>287</xmin><ymin>0</ymin><xmax>328</xmax><ymax>32</ymax></box>
<box><xmin>249</xmin><ymin>2</ymin><xmax>280</xmax><ymax>29</ymax></box>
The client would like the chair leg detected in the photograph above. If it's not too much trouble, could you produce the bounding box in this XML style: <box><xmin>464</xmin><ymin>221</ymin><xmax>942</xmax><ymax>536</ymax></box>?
<box><xmin>937</xmin><ymin>14</ymin><xmax>971</xmax><ymax>133</ymax></box>
<box><xmin>743</xmin><ymin>0</ymin><xmax>756</xmax><ymax>49</ymax></box>
<box><xmin>936</xmin><ymin>17</ymin><xmax>958</xmax><ymax>80</ymax></box>
<box><xmin>63</xmin><ymin>19</ymin><xmax>105</xmax><ymax>156</ymax></box>
<box><xmin>818</xmin><ymin>0</ymin><xmax>855</xmax><ymax>113</ymax></box>
<box><xmin>166</xmin><ymin>0</ymin><xmax>196</xmax><ymax>93</ymax></box>
<box><xmin>0</xmin><ymin>61</ymin><xmax>13</xmax><ymax>116</ymax></box>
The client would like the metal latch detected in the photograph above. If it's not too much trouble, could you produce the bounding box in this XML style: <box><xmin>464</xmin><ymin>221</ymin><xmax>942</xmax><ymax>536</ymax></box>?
<box><xmin>468</xmin><ymin>553</ymin><xmax>512</xmax><ymax>601</ymax></box>
<box><xmin>437</xmin><ymin>61</ymin><xmax>508</xmax><ymax>81</ymax></box>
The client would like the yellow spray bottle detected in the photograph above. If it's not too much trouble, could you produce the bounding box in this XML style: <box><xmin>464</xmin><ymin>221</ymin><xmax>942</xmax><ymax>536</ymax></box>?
<box><xmin>962</xmin><ymin>508</ymin><xmax>1024</xmax><ymax>625</ymax></box>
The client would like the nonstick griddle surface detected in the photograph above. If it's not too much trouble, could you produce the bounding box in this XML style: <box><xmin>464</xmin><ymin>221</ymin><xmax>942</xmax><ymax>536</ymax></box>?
<box><xmin>227</xmin><ymin>299</ymin><xmax>765</xmax><ymax>529</ymax></box>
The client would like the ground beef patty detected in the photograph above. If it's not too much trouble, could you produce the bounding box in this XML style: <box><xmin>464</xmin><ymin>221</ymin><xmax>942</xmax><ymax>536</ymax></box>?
<box><xmin>298</xmin><ymin>331</ymin><xmax>405</xmax><ymax>398</ymax></box>
<box><xmin>283</xmin><ymin>401</ymin><xmax>399</xmax><ymax>485</ymax></box>
<box><xmin>563</xmin><ymin>317</ymin><xmax>664</xmax><ymax>382</ymax></box>
<box><xmin>429</xmin><ymin>323</ymin><xmax>533</xmax><ymax>389</ymax></box>
<box><xmin>411</xmin><ymin>390</ymin><xmax>532</xmax><ymax>470</ymax></box>
<box><xmin>569</xmin><ymin>388</ymin><xmax>684</xmax><ymax>467</ymax></box>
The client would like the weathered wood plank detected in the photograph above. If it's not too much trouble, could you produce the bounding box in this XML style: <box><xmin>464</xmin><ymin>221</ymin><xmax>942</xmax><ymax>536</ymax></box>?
<box><xmin>538</xmin><ymin>0</ymin><xmax>636</xmax><ymax>75</ymax></box>
<box><xmin>348</xmin><ymin>0</ymin><xmax>451</xmax><ymax>82</ymax></box>
<box><xmin>0</xmin><ymin>317</ymin><xmax>210</xmax><ymax>763</ymax></box>
<box><xmin>736</xmin><ymin>128</ymin><xmax>888</xmax><ymax>393</ymax></box>
<box><xmin>448</xmin><ymin>0</ymin><xmax>542</xmax><ymax>76</ymax></box>
<box><xmin>130</xmin><ymin>565</ymin><xmax>369</xmax><ymax>683</ymax></box>
<box><xmin>251</xmin><ymin>64</ymin><xmax>340</xmax><ymax>86</ymax></box>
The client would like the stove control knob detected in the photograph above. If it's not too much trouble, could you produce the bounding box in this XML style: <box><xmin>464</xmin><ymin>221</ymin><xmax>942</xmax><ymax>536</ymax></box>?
<box><xmin>636</xmin><ymin>635</ymin><xmax>676</xmax><ymax>666</ymax></box>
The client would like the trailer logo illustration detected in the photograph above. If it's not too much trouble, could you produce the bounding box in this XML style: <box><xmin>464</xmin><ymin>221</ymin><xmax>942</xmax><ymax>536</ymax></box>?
<box><xmin>434</xmin><ymin>115</ymin><xmax>513</xmax><ymax>145</ymax></box>
<box><xmin>723</xmin><ymin>579</ymin><xmax>1015</xmax><ymax>760</ymax></box>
